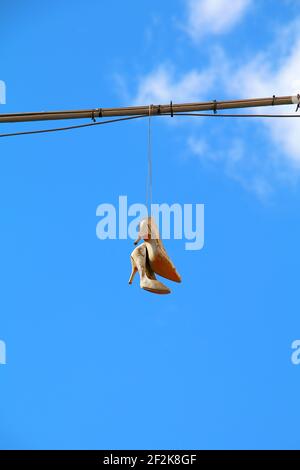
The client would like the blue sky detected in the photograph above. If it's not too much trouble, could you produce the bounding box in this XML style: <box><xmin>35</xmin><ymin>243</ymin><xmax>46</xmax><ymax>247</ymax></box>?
<box><xmin>0</xmin><ymin>0</ymin><xmax>300</xmax><ymax>450</ymax></box>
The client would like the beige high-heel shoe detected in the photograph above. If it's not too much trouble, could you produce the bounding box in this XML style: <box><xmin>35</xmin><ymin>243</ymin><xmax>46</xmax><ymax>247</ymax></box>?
<box><xmin>134</xmin><ymin>217</ymin><xmax>181</xmax><ymax>283</ymax></box>
<box><xmin>129</xmin><ymin>243</ymin><xmax>171</xmax><ymax>295</ymax></box>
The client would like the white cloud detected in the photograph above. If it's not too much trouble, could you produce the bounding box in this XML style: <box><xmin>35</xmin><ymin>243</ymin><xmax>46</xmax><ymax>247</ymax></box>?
<box><xmin>133</xmin><ymin>64</ymin><xmax>216</xmax><ymax>104</ymax></box>
<box><xmin>125</xmin><ymin>7</ymin><xmax>300</xmax><ymax>196</ymax></box>
<box><xmin>226</xmin><ymin>24</ymin><xmax>300</xmax><ymax>167</ymax></box>
<box><xmin>185</xmin><ymin>0</ymin><xmax>251</xmax><ymax>40</ymax></box>
<box><xmin>188</xmin><ymin>135</ymin><xmax>273</xmax><ymax>199</ymax></box>
<box><xmin>188</xmin><ymin>137</ymin><xmax>209</xmax><ymax>159</ymax></box>
<box><xmin>186</xmin><ymin>28</ymin><xmax>300</xmax><ymax>194</ymax></box>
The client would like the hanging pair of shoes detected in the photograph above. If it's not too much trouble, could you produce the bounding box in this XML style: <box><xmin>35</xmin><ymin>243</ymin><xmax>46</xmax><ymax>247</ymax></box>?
<box><xmin>129</xmin><ymin>217</ymin><xmax>181</xmax><ymax>295</ymax></box>
<box><xmin>129</xmin><ymin>243</ymin><xmax>171</xmax><ymax>294</ymax></box>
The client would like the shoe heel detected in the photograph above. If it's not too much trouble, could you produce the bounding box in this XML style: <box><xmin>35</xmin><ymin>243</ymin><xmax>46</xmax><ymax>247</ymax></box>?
<box><xmin>128</xmin><ymin>257</ymin><xmax>138</xmax><ymax>284</ymax></box>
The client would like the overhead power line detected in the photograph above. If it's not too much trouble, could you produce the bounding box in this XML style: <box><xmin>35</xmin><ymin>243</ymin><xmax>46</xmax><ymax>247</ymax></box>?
<box><xmin>0</xmin><ymin>94</ymin><xmax>299</xmax><ymax>138</ymax></box>
<box><xmin>1</xmin><ymin>112</ymin><xmax>300</xmax><ymax>139</ymax></box>
<box><xmin>0</xmin><ymin>115</ymin><xmax>146</xmax><ymax>138</ymax></box>
<box><xmin>0</xmin><ymin>95</ymin><xmax>299</xmax><ymax>123</ymax></box>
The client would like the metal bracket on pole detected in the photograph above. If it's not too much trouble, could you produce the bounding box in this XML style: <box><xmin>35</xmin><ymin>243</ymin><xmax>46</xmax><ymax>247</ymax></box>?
<box><xmin>292</xmin><ymin>94</ymin><xmax>300</xmax><ymax>112</ymax></box>
<box><xmin>213</xmin><ymin>100</ymin><xmax>218</xmax><ymax>114</ymax></box>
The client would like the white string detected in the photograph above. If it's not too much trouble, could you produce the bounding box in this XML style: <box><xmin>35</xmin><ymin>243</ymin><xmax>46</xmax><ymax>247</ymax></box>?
<box><xmin>146</xmin><ymin>104</ymin><xmax>153</xmax><ymax>216</ymax></box>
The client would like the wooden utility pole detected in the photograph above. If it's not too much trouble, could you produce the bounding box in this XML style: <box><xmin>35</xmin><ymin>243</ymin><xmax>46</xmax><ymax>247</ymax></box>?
<box><xmin>0</xmin><ymin>95</ymin><xmax>299</xmax><ymax>124</ymax></box>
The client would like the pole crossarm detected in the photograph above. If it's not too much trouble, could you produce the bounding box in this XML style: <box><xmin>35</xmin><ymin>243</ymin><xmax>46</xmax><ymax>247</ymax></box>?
<box><xmin>0</xmin><ymin>95</ymin><xmax>299</xmax><ymax>124</ymax></box>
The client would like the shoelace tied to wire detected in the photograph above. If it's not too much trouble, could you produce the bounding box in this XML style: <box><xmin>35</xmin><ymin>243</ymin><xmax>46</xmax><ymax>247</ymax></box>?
<box><xmin>146</xmin><ymin>105</ymin><xmax>153</xmax><ymax>217</ymax></box>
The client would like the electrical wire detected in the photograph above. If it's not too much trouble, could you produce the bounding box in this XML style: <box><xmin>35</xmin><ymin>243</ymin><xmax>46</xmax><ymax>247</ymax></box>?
<box><xmin>0</xmin><ymin>112</ymin><xmax>300</xmax><ymax>138</ymax></box>
<box><xmin>173</xmin><ymin>112</ymin><xmax>300</xmax><ymax>118</ymax></box>
<box><xmin>0</xmin><ymin>115</ymin><xmax>147</xmax><ymax>138</ymax></box>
